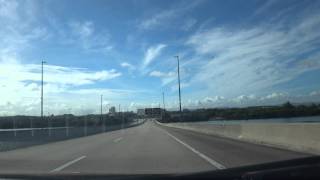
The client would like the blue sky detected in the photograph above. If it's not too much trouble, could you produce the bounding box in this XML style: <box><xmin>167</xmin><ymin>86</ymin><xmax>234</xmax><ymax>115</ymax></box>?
<box><xmin>1</xmin><ymin>0</ymin><xmax>320</xmax><ymax>115</ymax></box>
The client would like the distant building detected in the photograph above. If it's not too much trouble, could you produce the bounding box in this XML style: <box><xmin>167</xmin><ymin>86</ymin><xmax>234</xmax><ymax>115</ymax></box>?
<box><xmin>145</xmin><ymin>108</ymin><xmax>162</xmax><ymax>117</ymax></box>
<box><xmin>109</xmin><ymin>106</ymin><xmax>116</xmax><ymax>116</ymax></box>
<box><xmin>137</xmin><ymin>109</ymin><xmax>145</xmax><ymax>116</ymax></box>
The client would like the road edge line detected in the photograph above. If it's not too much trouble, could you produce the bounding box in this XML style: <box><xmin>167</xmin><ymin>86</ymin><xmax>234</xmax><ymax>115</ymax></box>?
<box><xmin>162</xmin><ymin>129</ymin><xmax>226</xmax><ymax>169</ymax></box>
<box><xmin>114</xmin><ymin>137</ymin><xmax>123</xmax><ymax>143</ymax></box>
<box><xmin>50</xmin><ymin>155</ymin><xmax>86</xmax><ymax>172</ymax></box>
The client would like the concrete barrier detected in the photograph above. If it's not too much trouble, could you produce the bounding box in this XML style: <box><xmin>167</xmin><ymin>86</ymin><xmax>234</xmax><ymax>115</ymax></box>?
<box><xmin>0</xmin><ymin>120</ymin><xmax>145</xmax><ymax>152</ymax></box>
<box><xmin>157</xmin><ymin>121</ymin><xmax>320</xmax><ymax>155</ymax></box>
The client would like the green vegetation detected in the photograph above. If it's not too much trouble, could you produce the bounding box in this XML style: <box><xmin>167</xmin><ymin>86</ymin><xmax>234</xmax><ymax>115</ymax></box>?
<box><xmin>161</xmin><ymin>102</ymin><xmax>320</xmax><ymax>123</ymax></box>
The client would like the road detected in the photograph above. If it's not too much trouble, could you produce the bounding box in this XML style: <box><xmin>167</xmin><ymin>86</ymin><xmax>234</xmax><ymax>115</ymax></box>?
<box><xmin>0</xmin><ymin>120</ymin><xmax>310</xmax><ymax>174</ymax></box>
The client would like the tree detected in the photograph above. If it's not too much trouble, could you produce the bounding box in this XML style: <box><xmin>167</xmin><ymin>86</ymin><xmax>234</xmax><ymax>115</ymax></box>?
<box><xmin>282</xmin><ymin>101</ymin><xmax>294</xmax><ymax>109</ymax></box>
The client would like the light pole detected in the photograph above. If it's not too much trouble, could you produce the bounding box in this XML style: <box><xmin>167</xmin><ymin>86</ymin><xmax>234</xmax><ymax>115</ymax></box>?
<box><xmin>174</xmin><ymin>55</ymin><xmax>182</xmax><ymax>121</ymax></box>
<box><xmin>48</xmin><ymin>112</ymin><xmax>51</xmax><ymax>137</ymax></box>
<box><xmin>118</xmin><ymin>104</ymin><xmax>121</xmax><ymax>116</ymax></box>
<box><xmin>162</xmin><ymin>92</ymin><xmax>165</xmax><ymax>121</ymax></box>
<box><xmin>13</xmin><ymin>118</ymin><xmax>16</xmax><ymax>137</ymax></box>
<box><xmin>118</xmin><ymin>104</ymin><xmax>124</xmax><ymax>132</ymax></box>
<box><xmin>66</xmin><ymin>108</ymin><xmax>71</xmax><ymax>137</ymax></box>
<box><xmin>84</xmin><ymin>115</ymin><xmax>87</xmax><ymax>136</ymax></box>
<box><xmin>33</xmin><ymin>60</ymin><xmax>46</xmax><ymax>137</ymax></box>
<box><xmin>41</xmin><ymin>61</ymin><xmax>46</xmax><ymax>121</ymax></box>
<box><xmin>162</xmin><ymin>92</ymin><xmax>166</xmax><ymax>110</ymax></box>
<box><xmin>101</xmin><ymin>95</ymin><xmax>106</xmax><ymax>132</ymax></box>
<box><xmin>106</xmin><ymin>104</ymin><xmax>110</xmax><ymax>130</ymax></box>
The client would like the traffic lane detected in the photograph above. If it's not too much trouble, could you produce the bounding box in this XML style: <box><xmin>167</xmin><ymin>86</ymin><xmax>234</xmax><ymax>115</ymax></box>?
<box><xmin>0</xmin><ymin>126</ymin><xmax>136</xmax><ymax>173</ymax></box>
<box><xmin>61</xmin><ymin>121</ymin><xmax>215</xmax><ymax>174</ymax></box>
<box><xmin>158</xmin><ymin>123</ymin><xmax>310</xmax><ymax>168</ymax></box>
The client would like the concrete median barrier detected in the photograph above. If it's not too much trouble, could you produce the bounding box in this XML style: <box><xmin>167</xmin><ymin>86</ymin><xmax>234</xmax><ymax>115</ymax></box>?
<box><xmin>157</xmin><ymin>121</ymin><xmax>320</xmax><ymax>155</ymax></box>
<box><xmin>0</xmin><ymin>120</ymin><xmax>145</xmax><ymax>152</ymax></box>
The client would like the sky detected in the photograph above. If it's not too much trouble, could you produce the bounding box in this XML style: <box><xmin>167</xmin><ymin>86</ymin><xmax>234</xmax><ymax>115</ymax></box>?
<box><xmin>1</xmin><ymin>0</ymin><xmax>320</xmax><ymax>115</ymax></box>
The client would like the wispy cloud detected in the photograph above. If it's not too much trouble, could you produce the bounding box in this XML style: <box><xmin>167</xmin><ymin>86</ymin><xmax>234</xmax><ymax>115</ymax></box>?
<box><xmin>0</xmin><ymin>62</ymin><xmax>121</xmax><ymax>86</ymax></box>
<box><xmin>121</xmin><ymin>62</ymin><xmax>135</xmax><ymax>71</ymax></box>
<box><xmin>181</xmin><ymin>18</ymin><xmax>197</xmax><ymax>31</ymax></box>
<box><xmin>0</xmin><ymin>86</ymin><xmax>140</xmax><ymax>116</ymax></box>
<box><xmin>254</xmin><ymin>0</ymin><xmax>279</xmax><ymax>16</ymax></box>
<box><xmin>149</xmin><ymin>70</ymin><xmax>169</xmax><ymax>77</ymax></box>
<box><xmin>0</xmin><ymin>0</ymin><xmax>19</xmax><ymax>20</ymax></box>
<box><xmin>149</xmin><ymin>70</ymin><xmax>175</xmax><ymax>85</ymax></box>
<box><xmin>2</xmin><ymin>0</ymin><xmax>320</xmax><ymax>113</ymax></box>
<box><xmin>67</xmin><ymin>20</ymin><xmax>113</xmax><ymax>53</ymax></box>
<box><xmin>139</xmin><ymin>0</ymin><xmax>202</xmax><ymax>30</ymax></box>
<box><xmin>185</xmin><ymin>8</ymin><xmax>320</xmax><ymax>97</ymax></box>
<box><xmin>0</xmin><ymin>60</ymin><xmax>125</xmax><ymax>115</ymax></box>
<box><xmin>0</xmin><ymin>0</ymin><xmax>129</xmax><ymax>115</ymax></box>
<box><xmin>142</xmin><ymin>44</ymin><xmax>166</xmax><ymax>69</ymax></box>
<box><xmin>170</xmin><ymin>82</ymin><xmax>190</xmax><ymax>92</ymax></box>
<box><xmin>140</xmin><ymin>9</ymin><xmax>176</xmax><ymax>30</ymax></box>
<box><xmin>69</xmin><ymin>21</ymin><xmax>94</xmax><ymax>38</ymax></box>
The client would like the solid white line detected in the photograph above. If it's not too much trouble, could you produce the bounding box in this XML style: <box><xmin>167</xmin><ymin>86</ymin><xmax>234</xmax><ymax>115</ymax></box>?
<box><xmin>50</xmin><ymin>156</ymin><xmax>86</xmax><ymax>172</ymax></box>
<box><xmin>71</xmin><ymin>171</ymin><xmax>80</xmax><ymax>174</ymax></box>
<box><xmin>114</xmin><ymin>137</ymin><xmax>123</xmax><ymax>143</ymax></box>
<box><xmin>163</xmin><ymin>130</ymin><xmax>226</xmax><ymax>169</ymax></box>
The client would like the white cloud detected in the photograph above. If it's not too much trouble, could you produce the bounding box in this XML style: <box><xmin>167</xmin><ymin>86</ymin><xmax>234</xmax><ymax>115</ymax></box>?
<box><xmin>149</xmin><ymin>70</ymin><xmax>176</xmax><ymax>86</ymax></box>
<box><xmin>0</xmin><ymin>1</ymin><xmax>126</xmax><ymax>115</ymax></box>
<box><xmin>182</xmin><ymin>18</ymin><xmax>197</xmax><ymax>31</ymax></box>
<box><xmin>231</xmin><ymin>95</ymin><xmax>258</xmax><ymax>107</ymax></box>
<box><xmin>65</xmin><ymin>20</ymin><xmax>113</xmax><ymax>53</ymax></box>
<box><xmin>262</xmin><ymin>92</ymin><xmax>288</xmax><ymax>100</ymax></box>
<box><xmin>170</xmin><ymin>82</ymin><xmax>190</xmax><ymax>92</ymax></box>
<box><xmin>233</xmin><ymin>95</ymin><xmax>256</xmax><ymax>102</ymax></box>
<box><xmin>139</xmin><ymin>1</ymin><xmax>202</xmax><ymax>30</ymax></box>
<box><xmin>0</xmin><ymin>57</ymin><xmax>123</xmax><ymax>115</ymax></box>
<box><xmin>121</xmin><ymin>62</ymin><xmax>135</xmax><ymax>71</ymax></box>
<box><xmin>177</xmin><ymin>91</ymin><xmax>320</xmax><ymax>109</ymax></box>
<box><xmin>149</xmin><ymin>70</ymin><xmax>167</xmax><ymax>77</ymax></box>
<box><xmin>186</xmin><ymin>10</ymin><xmax>320</xmax><ymax>97</ymax></box>
<box><xmin>142</xmin><ymin>44</ymin><xmax>166</xmax><ymax>68</ymax></box>
<box><xmin>310</xmin><ymin>91</ymin><xmax>320</xmax><ymax>96</ymax></box>
<box><xmin>69</xmin><ymin>21</ymin><xmax>94</xmax><ymax>38</ymax></box>
<box><xmin>0</xmin><ymin>0</ymin><xmax>18</xmax><ymax>20</ymax></box>
<box><xmin>0</xmin><ymin>62</ymin><xmax>121</xmax><ymax>86</ymax></box>
<box><xmin>140</xmin><ymin>10</ymin><xmax>176</xmax><ymax>30</ymax></box>
<box><xmin>254</xmin><ymin>0</ymin><xmax>278</xmax><ymax>16</ymax></box>
<box><xmin>207</xmin><ymin>96</ymin><xmax>225</xmax><ymax>102</ymax></box>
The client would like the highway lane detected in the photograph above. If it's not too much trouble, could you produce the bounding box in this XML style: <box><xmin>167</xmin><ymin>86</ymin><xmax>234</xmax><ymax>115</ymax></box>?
<box><xmin>0</xmin><ymin>120</ymin><xmax>310</xmax><ymax>174</ymax></box>
<box><xmin>158</xmin><ymin>122</ymin><xmax>310</xmax><ymax>168</ymax></box>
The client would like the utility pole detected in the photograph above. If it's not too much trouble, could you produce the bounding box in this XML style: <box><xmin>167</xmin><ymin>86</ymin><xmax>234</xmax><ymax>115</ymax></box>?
<box><xmin>174</xmin><ymin>55</ymin><xmax>182</xmax><ymax>121</ymax></box>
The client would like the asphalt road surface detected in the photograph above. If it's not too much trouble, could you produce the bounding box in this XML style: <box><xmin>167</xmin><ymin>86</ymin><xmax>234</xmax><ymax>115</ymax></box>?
<box><xmin>0</xmin><ymin>120</ymin><xmax>310</xmax><ymax>174</ymax></box>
